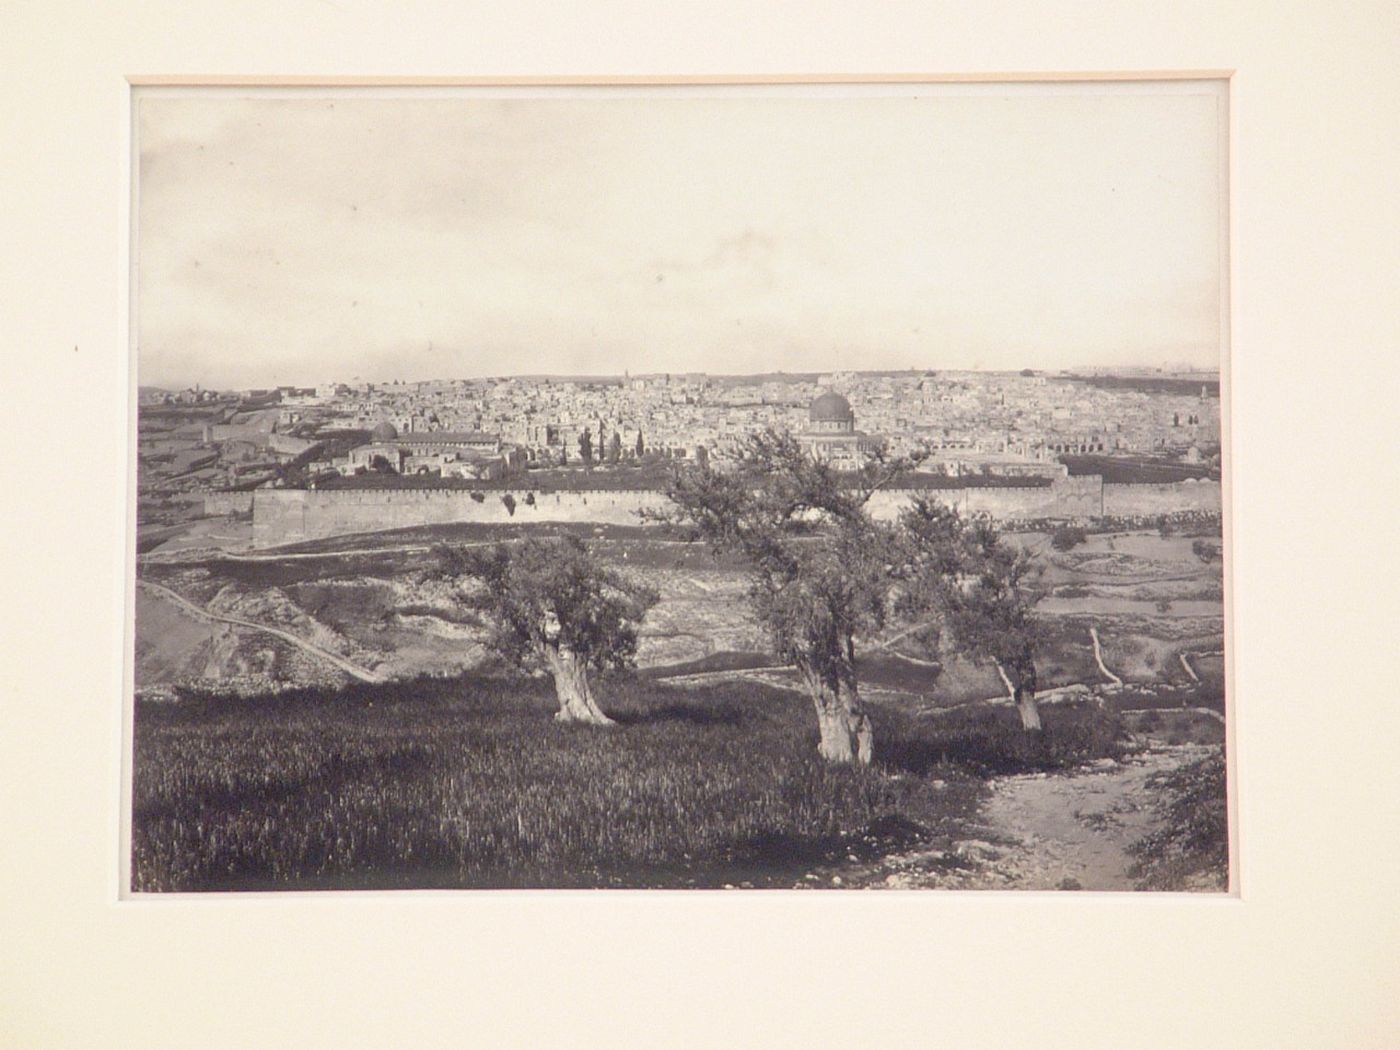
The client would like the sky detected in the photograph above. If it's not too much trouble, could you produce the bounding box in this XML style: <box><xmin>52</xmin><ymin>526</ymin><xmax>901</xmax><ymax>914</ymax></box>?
<box><xmin>136</xmin><ymin>84</ymin><xmax>1227</xmax><ymax>389</ymax></box>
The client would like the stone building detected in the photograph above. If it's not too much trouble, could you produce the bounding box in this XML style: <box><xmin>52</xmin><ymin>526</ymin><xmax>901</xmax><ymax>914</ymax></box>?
<box><xmin>796</xmin><ymin>391</ymin><xmax>883</xmax><ymax>470</ymax></box>
<box><xmin>333</xmin><ymin>422</ymin><xmax>516</xmax><ymax>478</ymax></box>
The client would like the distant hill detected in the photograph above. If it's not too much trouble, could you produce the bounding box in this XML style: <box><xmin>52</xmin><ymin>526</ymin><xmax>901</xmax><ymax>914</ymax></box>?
<box><xmin>1061</xmin><ymin>374</ymin><xmax>1220</xmax><ymax>398</ymax></box>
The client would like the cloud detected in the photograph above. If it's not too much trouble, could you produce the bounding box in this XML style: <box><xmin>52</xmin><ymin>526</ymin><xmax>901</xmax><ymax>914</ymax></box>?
<box><xmin>136</xmin><ymin>89</ymin><xmax>1225</xmax><ymax>387</ymax></box>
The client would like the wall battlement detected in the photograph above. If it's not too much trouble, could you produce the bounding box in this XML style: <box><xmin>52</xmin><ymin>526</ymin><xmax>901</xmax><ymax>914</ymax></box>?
<box><xmin>250</xmin><ymin>476</ymin><xmax>1221</xmax><ymax>547</ymax></box>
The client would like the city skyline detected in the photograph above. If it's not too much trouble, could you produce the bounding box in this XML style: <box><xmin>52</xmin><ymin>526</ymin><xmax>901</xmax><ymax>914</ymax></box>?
<box><xmin>136</xmin><ymin>83</ymin><xmax>1228</xmax><ymax>389</ymax></box>
<box><xmin>142</xmin><ymin>361</ymin><xmax>1222</xmax><ymax>394</ymax></box>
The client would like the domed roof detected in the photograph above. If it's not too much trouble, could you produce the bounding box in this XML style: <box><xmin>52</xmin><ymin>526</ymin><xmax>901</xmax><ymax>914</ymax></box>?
<box><xmin>809</xmin><ymin>391</ymin><xmax>854</xmax><ymax>423</ymax></box>
<box><xmin>369</xmin><ymin>421</ymin><xmax>398</xmax><ymax>442</ymax></box>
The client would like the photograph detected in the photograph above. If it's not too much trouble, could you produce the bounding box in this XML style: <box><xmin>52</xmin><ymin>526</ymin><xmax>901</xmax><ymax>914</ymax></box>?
<box><xmin>128</xmin><ymin>79</ymin><xmax>1232</xmax><ymax>893</ymax></box>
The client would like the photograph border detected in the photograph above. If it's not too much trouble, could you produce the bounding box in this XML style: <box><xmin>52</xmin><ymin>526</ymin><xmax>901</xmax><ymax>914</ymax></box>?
<box><xmin>6</xmin><ymin>2</ymin><xmax>1397</xmax><ymax>1046</ymax></box>
<box><xmin>119</xmin><ymin>72</ymin><xmax>1239</xmax><ymax>902</ymax></box>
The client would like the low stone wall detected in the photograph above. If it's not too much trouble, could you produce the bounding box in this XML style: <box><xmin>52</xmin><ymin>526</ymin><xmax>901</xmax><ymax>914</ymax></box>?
<box><xmin>251</xmin><ymin>475</ymin><xmax>1221</xmax><ymax>547</ymax></box>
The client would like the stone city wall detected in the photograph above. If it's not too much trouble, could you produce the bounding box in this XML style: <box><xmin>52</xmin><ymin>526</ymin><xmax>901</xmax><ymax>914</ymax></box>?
<box><xmin>251</xmin><ymin>476</ymin><xmax>1220</xmax><ymax>547</ymax></box>
<box><xmin>204</xmin><ymin>491</ymin><xmax>256</xmax><ymax>516</ymax></box>
<box><xmin>252</xmin><ymin>487</ymin><xmax>676</xmax><ymax>546</ymax></box>
<box><xmin>865</xmin><ymin>476</ymin><xmax>1107</xmax><ymax>521</ymax></box>
<box><xmin>1102</xmin><ymin>479</ymin><xmax>1221</xmax><ymax>517</ymax></box>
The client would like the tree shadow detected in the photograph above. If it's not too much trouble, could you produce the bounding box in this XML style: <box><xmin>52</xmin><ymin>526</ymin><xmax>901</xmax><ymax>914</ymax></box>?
<box><xmin>611</xmin><ymin>699</ymin><xmax>747</xmax><ymax>727</ymax></box>
<box><xmin>877</xmin><ymin>735</ymin><xmax>955</xmax><ymax>777</ymax></box>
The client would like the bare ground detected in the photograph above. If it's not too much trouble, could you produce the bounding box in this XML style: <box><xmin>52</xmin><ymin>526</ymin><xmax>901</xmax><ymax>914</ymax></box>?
<box><xmin>799</xmin><ymin>742</ymin><xmax>1221</xmax><ymax>891</ymax></box>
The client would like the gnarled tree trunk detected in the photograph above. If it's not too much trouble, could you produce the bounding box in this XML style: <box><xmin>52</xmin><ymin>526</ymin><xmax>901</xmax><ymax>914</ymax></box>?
<box><xmin>1015</xmin><ymin>684</ymin><xmax>1042</xmax><ymax>732</ymax></box>
<box><xmin>545</xmin><ymin>648</ymin><xmax>614</xmax><ymax>725</ymax></box>
<box><xmin>802</xmin><ymin>667</ymin><xmax>874</xmax><ymax>765</ymax></box>
<box><xmin>996</xmin><ymin>660</ymin><xmax>1042</xmax><ymax>732</ymax></box>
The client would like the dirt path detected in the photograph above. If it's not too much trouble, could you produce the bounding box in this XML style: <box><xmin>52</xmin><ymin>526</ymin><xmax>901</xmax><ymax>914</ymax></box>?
<box><xmin>136</xmin><ymin>579</ymin><xmax>387</xmax><ymax>684</ymax></box>
<box><xmin>141</xmin><ymin>540</ymin><xmax>462</xmax><ymax>564</ymax></box>
<box><xmin>141</xmin><ymin>534</ymin><xmax>708</xmax><ymax>565</ymax></box>
<box><xmin>966</xmin><ymin>744</ymin><xmax>1213</xmax><ymax>890</ymax></box>
<box><xmin>811</xmin><ymin>743</ymin><xmax>1216</xmax><ymax>891</ymax></box>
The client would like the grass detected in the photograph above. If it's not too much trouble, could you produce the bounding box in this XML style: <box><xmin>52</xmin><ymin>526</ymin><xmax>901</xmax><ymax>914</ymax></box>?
<box><xmin>880</xmin><ymin>701</ymin><xmax>1131</xmax><ymax>777</ymax></box>
<box><xmin>643</xmin><ymin>651</ymin><xmax>785</xmax><ymax>678</ymax></box>
<box><xmin>130</xmin><ymin>673</ymin><xmax>1128</xmax><ymax>892</ymax></box>
<box><xmin>1121</xmin><ymin>709</ymin><xmax>1223</xmax><ymax>747</ymax></box>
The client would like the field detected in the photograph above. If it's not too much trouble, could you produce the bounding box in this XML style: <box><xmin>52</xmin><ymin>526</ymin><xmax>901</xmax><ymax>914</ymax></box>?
<box><xmin>132</xmin><ymin>673</ymin><xmax>1145</xmax><ymax>891</ymax></box>
<box><xmin>131</xmin><ymin>519</ymin><xmax>1228</xmax><ymax>891</ymax></box>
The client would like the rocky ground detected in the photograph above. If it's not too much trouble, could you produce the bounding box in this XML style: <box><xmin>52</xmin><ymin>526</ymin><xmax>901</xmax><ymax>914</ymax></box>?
<box><xmin>796</xmin><ymin>741</ymin><xmax>1224</xmax><ymax>892</ymax></box>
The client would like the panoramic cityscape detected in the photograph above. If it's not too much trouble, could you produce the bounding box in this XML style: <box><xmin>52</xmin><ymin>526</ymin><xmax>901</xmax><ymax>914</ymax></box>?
<box><xmin>138</xmin><ymin>366</ymin><xmax>1222</xmax><ymax>546</ymax></box>
<box><xmin>129</xmin><ymin>84</ymin><xmax>1229</xmax><ymax>893</ymax></box>
<box><xmin>133</xmin><ymin>363</ymin><xmax>1228</xmax><ymax>892</ymax></box>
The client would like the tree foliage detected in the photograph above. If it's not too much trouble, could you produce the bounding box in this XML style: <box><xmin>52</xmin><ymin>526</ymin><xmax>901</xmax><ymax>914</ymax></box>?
<box><xmin>1191</xmin><ymin>539</ymin><xmax>1221</xmax><ymax>563</ymax></box>
<box><xmin>662</xmin><ymin>432</ymin><xmax>1050</xmax><ymax>749</ymax></box>
<box><xmin>896</xmin><ymin>498</ymin><xmax>1047</xmax><ymax>728</ymax></box>
<box><xmin>945</xmin><ymin>518</ymin><xmax>1044</xmax><ymax>687</ymax></box>
<box><xmin>436</xmin><ymin>536</ymin><xmax>657</xmax><ymax>723</ymax></box>
<box><xmin>439</xmin><ymin>535</ymin><xmax>656</xmax><ymax>674</ymax></box>
<box><xmin>1050</xmin><ymin>524</ymin><xmax>1087</xmax><ymax>551</ymax></box>
<box><xmin>661</xmin><ymin>430</ymin><xmax>912</xmax><ymax>762</ymax></box>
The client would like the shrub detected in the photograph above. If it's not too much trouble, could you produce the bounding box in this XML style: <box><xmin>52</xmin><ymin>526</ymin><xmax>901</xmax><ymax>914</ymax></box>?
<box><xmin>1050</xmin><ymin>525</ymin><xmax>1087</xmax><ymax>551</ymax></box>
<box><xmin>1191</xmin><ymin>539</ymin><xmax>1221</xmax><ymax>563</ymax></box>
<box><xmin>1128</xmin><ymin>749</ymin><xmax>1228</xmax><ymax>890</ymax></box>
<box><xmin>501</xmin><ymin>493</ymin><xmax>517</xmax><ymax>516</ymax></box>
<box><xmin>469</xmin><ymin>490</ymin><xmax>485</xmax><ymax>503</ymax></box>
<box><xmin>875</xmin><ymin>701</ymin><xmax>1130</xmax><ymax>778</ymax></box>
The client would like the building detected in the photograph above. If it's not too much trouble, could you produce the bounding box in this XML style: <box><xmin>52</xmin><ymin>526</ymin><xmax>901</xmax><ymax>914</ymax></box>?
<box><xmin>333</xmin><ymin>422</ymin><xmax>517</xmax><ymax>478</ymax></box>
<box><xmin>796</xmin><ymin>391</ymin><xmax>883</xmax><ymax>470</ymax></box>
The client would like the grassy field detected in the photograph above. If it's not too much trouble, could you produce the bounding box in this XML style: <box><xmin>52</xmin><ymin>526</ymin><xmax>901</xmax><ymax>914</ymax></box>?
<box><xmin>131</xmin><ymin>674</ymin><xmax>1130</xmax><ymax>891</ymax></box>
<box><xmin>131</xmin><ymin>522</ymin><xmax>1226</xmax><ymax>893</ymax></box>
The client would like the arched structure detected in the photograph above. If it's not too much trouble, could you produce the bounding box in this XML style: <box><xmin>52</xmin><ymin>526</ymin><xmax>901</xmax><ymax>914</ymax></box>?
<box><xmin>797</xmin><ymin>391</ymin><xmax>882</xmax><ymax>470</ymax></box>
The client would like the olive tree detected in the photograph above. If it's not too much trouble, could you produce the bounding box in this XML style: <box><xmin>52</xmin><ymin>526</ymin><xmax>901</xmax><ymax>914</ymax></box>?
<box><xmin>661</xmin><ymin>430</ymin><xmax>909</xmax><ymax>764</ymax></box>
<box><xmin>437</xmin><ymin>536</ymin><xmax>657</xmax><ymax>725</ymax></box>
<box><xmin>898</xmin><ymin>499</ymin><xmax>1047</xmax><ymax>731</ymax></box>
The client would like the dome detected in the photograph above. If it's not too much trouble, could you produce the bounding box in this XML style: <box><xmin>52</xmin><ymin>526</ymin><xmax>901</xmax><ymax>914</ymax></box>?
<box><xmin>369</xmin><ymin>421</ymin><xmax>398</xmax><ymax>442</ymax></box>
<box><xmin>809</xmin><ymin>391</ymin><xmax>854</xmax><ymax>423</ymax></box>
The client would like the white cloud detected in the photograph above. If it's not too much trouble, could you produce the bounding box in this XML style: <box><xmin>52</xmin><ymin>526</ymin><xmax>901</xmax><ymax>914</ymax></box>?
<box><xmin>136</xmin><ymin>87</ymin><xmax>1225</xmax><ymax>387</ymax></box>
